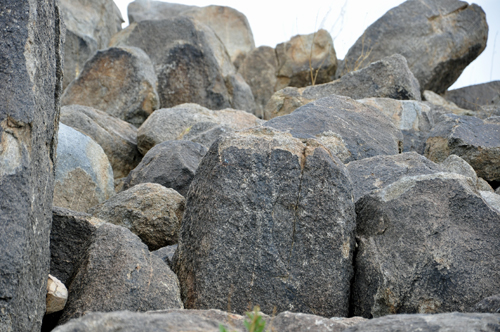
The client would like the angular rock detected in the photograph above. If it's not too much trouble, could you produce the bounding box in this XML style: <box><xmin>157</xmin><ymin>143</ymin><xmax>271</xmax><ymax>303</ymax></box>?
<box><xmin>238</xmin><ymin>46</ymin><xmax>279</xmax><ymax>117</ymax></box>
<box><xmin>440</xmin><ymin>154</ymin><xmax>478</xmax><ymax>184</ymax></box>
<box><xmin>123</xmin><ymin>141</ymin><xmax>207</xmax><ymax>197</ymax></box>
<box><xmin>473</xmin><ymin>294</ymin><xmax>500</xmax><ymax>313</ymax></box>
<box><xmin>89</xmin><ymin>183</ymin><xmax>185</xmax><ymax>250</ymax></box>
<box><xmin>0</xmin><ymin>1</ymin><xmax>63</xmax><ymax>330</ymax></box>
<box><xmin>58</xmin><ymin>223</ymin><xmax>183</xmax><ymax>325</ymax></box>
<box><xmin>128</xmin><ymin>1</ymin><xmax>194</xmax><ymax>23</ymax></box>
<box><xmin>424</xmin><ymin>115</ymin><xmax>500</xmax><ymax>182</ymax></box>
<box><xmin>173</xmin><ymin>127</ymin><xmax>356</xmax><ymax>317</ymax></box>
<box><xmin>346</xmin><ymin>152</ymin><xmax>442</xmax><ymax>202</ymax></box>
<box><xmin>477</xmin><ymin>177</ymin><xmax>494</xmax><ymax>192</ymax></box>
<box><xmin>61</xmin><ymin>47</ymin><xmax>160</xmax><ymax>127</ymax></box>
<box><xmin>496</xmin><ymin>187</ymin><xmax>500</xmax><ymax>195</ymax></box>
<box><xmin>153</xmin><ymin>244</ymin><xmax>178</xmax><ymax>268</ymax></box>
<box><xmin>54</xmin><ymin>124</ymin><xmax>115</xmax><ymax>212</ymax></box>
<box><xmin>268</xmin><ymin>312</ymin><xmax>366</xmax><ymax>332</ymax></box>
<box><xmin>445</xmin><ymin>81</ymin><xmax>500</xmax><ymax>111</ymax></box>
<box><xmin>265</xmin><ymin>95</ymin><xmax>403</xmax><ymax>163</ymax></box>
<box><xmin>340</xmin><ymin>0</ymin><xmax>488</xmax><ymax>94</ymax></box>
<box><xmin>423</xmin><ymin>90</ymin><xmax>473</xmax><ymax>116</ymax></box>
<box><xmin>479</xmin><ymin>191</ymin><xmax>500</xmax><ymax>213</ymax></box>
<box><xmin>46</xmin><ymin>275</ymin><xmax>68</xmax><ymax>315</ymax></box>
<box><xmin>344</xmin><ymin>313</ymin><xmax>500</xmax><ymax>332</ymax></box>
<box><xmin>137</xmin><ymin>103</ymin><xmax>262</xmax><ymax>154</ymax></box>
<box><xmin>225</xmin><ymin>73</ymin><xmax>259</xmax><ymax>115</ymax></box>
<box><xmin>275</xmin><ymin>29</ymin><xmax>337</xmax><ymax>90</ymax></box>
<box><xmin>60</xmin><ymin>105</ymin><xmax>142</xmax><ymax>179</ymax></box>
<box><xmin>265</xmin><ymin>54</ymin><xmax>421</xmax><ymax>119</ymax></box>
<box><xmin>62</xmin><ymin>31</ymin><xmax>97</xmax><ymax>90</ymax></box>
<box><xmin>353</xmin><ymin>173</ymin><xmax>500</xmax><ymax>317</ymax></box>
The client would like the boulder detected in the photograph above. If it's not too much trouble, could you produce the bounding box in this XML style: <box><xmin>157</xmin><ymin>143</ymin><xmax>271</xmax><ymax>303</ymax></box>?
<box><xmin>265</xmin><ymin>54</ymin><xmax>421</xmax><ymax>119</ymax></box>
<box><xmin>58</xmin><ymin>223</ymin><xmax>183</xmax><ymax>325</ymax></box>
<box><xmin>61</xmin><ymin>47</ymin><xmax>160</xmax><ymax>127</ymax></box>
<box><xmin>264</xmin><ymin>95</ymin><xmax>403</xmax><ymax>163</ymax></box>
<box><xmin>423</xmin><ymin>90</ymin><xmax>473</xmax><ymax>116</ymax></box>
<box><xmin>173</xmin><ymin>127</ymin><xmax>356</xmax><ymax>317</ymax></box>
<box><xmin>153</xmin><ymin>244</ymin><xmax>178</xmax><ymax>268</ymax></box>
<box><xmin>54</xmin><ymin>124</ymin><xmax>115</xmax><ymax>212</ymax></box>
<box><xmin>59</xmin><ymin>0</ymin><xmax>124</xmax><ymax>88</ymax></box>
<box><xmin>340</xmin><ymin>0</ymin><xmax>488</xmax><ymax>94</ymax></box>
<box><xmin>477</xmin><ymin>177</ymin><xmax>494</xmax><ymax>192</ymax></box>
<box><xmin>89</xmin><ymin>183</ymin><xmax>185</xmax><ymax>250</ymax></box>
<box><xmin>424</xmin><ymin>115</ymin><xmax>500</xmax><ymax>182</ymax></box>
<box><xmin>60</xmin><ymin>105</ymin><xmax>142</xmax><ymax>179</ymax></box>
<box><xmin>123</xmin><ymin>140</ymin><xmax>207</xmax><ymax>197</ymax></box>
<box><xmin>0</xmin><ymin>1</ymin><xmax>63</xmax><ymax>330</ymax></box>
<box><xmin>238</xmin><ymin>46</ymin><xmax>279</xmax><ymax>117</ymax></box>
<box><xmin>479</xmin><ymin>191</ymin><xmax>500</xmax><ymax>213</ymax></box>
<box><xmin>275</xmin><ymin>29</ymin><xmax>337</xmax><ymax>90</ymax></box>
<box><xmin>137</xmin><ymin>103</ymin><xmax>262</xmax><ymax>154</ymax></box>
<box><xmin>473</xmin><ymin>294</ymin><xmax>500</xmax><ymax>313</ymax></box>
<box><xmin>496</xmin><ymin>187</ymin><xmax>500</xmax><ymax>195</ymax></box>
<box><xmin>128</xmin><ymin>1</ymin><xmax>195</xmax><ymax>23</ymax></box>
<box><xmin>445</xmin><ymin>81</ymin><xmax>500</xmax><ymax>111</ymax></box>
<box><xmin>440</xmin><ymin>154</ymin><xmax>478</xmax><ymax>185</ymax></box>
<box><xmin>46</xmin><ymin>275</ymin><xmax>68</xmax><ymax>315</ymax></box>
<box><xmin>344</xmin><ymin>313</ymin><xmax>500</xmax><ymax>332</ymax></box>
<box><xmin>346</xmin><ymin>152</ymin><xmax>442</xmax><ymax>202</ymax></box>
<box><xmin>352</xmin><ymin>173</ymin><xmax>500</xmax><ymax>317</ymax></box>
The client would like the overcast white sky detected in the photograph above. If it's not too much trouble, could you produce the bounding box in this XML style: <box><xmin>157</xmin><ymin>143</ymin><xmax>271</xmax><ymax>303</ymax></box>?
<box><xmin>114</xmin><ymin>0</ymin><xmax>500</xmax><ymax>90</ymax></box>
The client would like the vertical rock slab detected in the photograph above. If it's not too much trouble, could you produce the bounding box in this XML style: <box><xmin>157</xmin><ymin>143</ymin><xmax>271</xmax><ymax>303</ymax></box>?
<box><xmin>173</xmin><ymin>127</ymin><xmax>356</xmax><ymax>317</ymax></box>
<box><xmin>0</xmin><ymin>0</ymin><xmax>63</xmax><ymax>330</ymax></box>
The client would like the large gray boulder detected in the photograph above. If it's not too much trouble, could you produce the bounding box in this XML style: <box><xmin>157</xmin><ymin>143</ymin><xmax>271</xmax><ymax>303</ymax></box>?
<box><xmin>173</xmin><ymin>127</ymin><xmax>356</xmax><ymax>317</ymax></box>
<box><xmin>340</xmin><ymin>0</ymin><xmax>488</xmax><ymax>94</ymax></box>
<box><xmin>0</xmin><ymin>1</ymin><xmax>63</xmax><ymax>330</ymax></box>
<box><xmin>89</xmin><ymin>183</ymin><xmax>185</xmax><ymax>250</ymax></box>
<box><xmin>54</xmin><ymin>124</ymin><xmax>115</xmax><ymax>212</ymax></box>
<box><xmin>445</xmin><ymin>81</ymin><xmax>500</xmax><ymax>111</ymax></box>
<box><xmin>123</xmin><ymin>140</ymin><xmax>208</xmax><ymax>197</ymax></box>
<box><xmin>61</xmin><ymin>47</ymin><xmax>160</xmax><ymax>127</ymax></box>
<box><xmin>58</xmin><ymin>223</ymin><xmax>183</xmax><ymax>325</ymax></box>
<box><xmin>60</xmin><ymin>105</ymin><xmax>142</xmax><ymax>179</ymax></box>
<box><xmin>128</xmin><ymin>1</ymin><xmax>194</xmax><ymax>23</ymax></box>
<box><xmin>264</xmin><ymin>95</ymin><xmax>403</xmax><ymax>163</ymax></box>
<box><xmin>424</xmin><ymin>115</ymin><xmax>500</xmax><ymax>182</ymax></box>
<box><xmin>265</xmin><ymin>54</ymin><xmax>421</xmax><ymax>119</ymax></box>
<box><xmin>352</xmin><ymin>173</ymin><xmax>500</xmax><ymax>317</ymax></box>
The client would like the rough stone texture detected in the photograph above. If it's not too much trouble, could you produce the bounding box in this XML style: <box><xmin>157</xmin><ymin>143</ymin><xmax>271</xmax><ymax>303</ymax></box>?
<box><xmin>123</xmin><ymin>140</ymin><xmax>207</xmax><ymax>197</ymax></box>
<box><xmin>473</xmin><ymin>294</ymin><xmax>500</xmax><ymax>313</ymax></box>
<box><xmin>225</xmin><ymin>73</ymin><xmax>259</xmax><ymax>115</ymax></box>
<box><xmin>46</xmin><ymin>275</ymin><xmax>68</xmax><ymax>315</ymax></box>
<box><xmin>445</xmin><ymin>81</ymin><xmax>500</xmax><ymax>111</ymax></box>
<box><xmin>265</xmin><ymin>54</ymin><xmax>421</xmax><ymax>119</ymax></box>
<box><xmin>340</xmin><ymin>0</ymin><xmax>488</xmax><ymax>94</ymax></box>
<box><xmin>496</xmin><ymin>187</ymin><xmax>500</xmax><ymax>195</ymax></box>
<box><xmin>275</xmin><ymin>29</ymin><xmax>337</xmax><ymax>90</ymax></box>
<box><xmin>153</xmin><ymin>244</ymin><xmax>178</xmax><ymax>268</ymax></box>
<box><xmin>268</xmin><ymin>312</ymin><xmax>366</xmax><ymax>332</ymax></box>
<box><xmin>54</xmin><ymin>124</ymin><xmax>115</xmax><ymax>212</ymax></box>
<box><xmin>423</xmin><ymin>90</ymin><xmax>473</xmax><ymax>116</ymax></box>
<box><xmin>59</xmin><ymin>0</ymin><xmax>124</xmax><ymax>89</ymax></box>
<box><xmin>479</xmin><ymin>191</ymin><xmax>500</xmax><ymax>213</ymax></box>
<box><xmin>0</xmin><ymin>1</ymin><xmax>63</xmax><ymax>330</ymax></box>
<box><xmin>137</xmin><ymin>103</ymin><xmax>262</xmax><ymax>155</ymax></box>
<box><xmin>352</xmin><ymin>173</ymin><xmax>500</xmax><ymax>317</ymax></box>
<box><xmin>58</xmin><ymin>223</ymin><xmax>183</xmax><ymax>325</ymax></box>
<box><xmin>440</xmin><ymin>154</ymin><xmax>478</xmax><ymax>184</ymax></box>
<box><xmin>424</xmin><ymin>115</ymin><xmax>500</xmax><ymax>182</ymax></box>
<box><xmin>477</xmin><ymin>177</ymin><xmax>494</xmax><ymax>192</ymax></box>
<box><xmin>265</xmin><ymin>95</ymin><xmax>403</xmax><ymax>163</ymax></box>
<box><xmin>60</xmin><ymin>105</ymin><xmax>142</xmax><ymax>179</ymax></box>
<box><xmin>173</xmin><ymin>127</ymin><xmax>356</xmax><ymax>317</ymax></box>
<box><xmin>128</xmin><ymin>1</ymin><xmax>194</xmax><ymax>23</ymax></box>
<box><xmin>61</xmin><ymin>47</ymin><xmax>159</xmax><ymax>127</ymax></box>
<box><xmin>89</xmin><ymin>183</ymin><xmax>185</xmax><ymax>250</ymax></box>
<box><xmin>344</xmin><ymin>313</ymin><xmax>500</xmax><ymax>332</ymax></box>
<box><xmin>346</xmin><ymin>152</ymin><xmax>442</xmax><ymax>202</ymax></box>
<box><xmin>238</xmin><ymin>46</ymin><xmax>279</xmax><ymax>118</ymax></box>
<box><xmin>358</xmin><ymin>98</ymin><xmax>433</xmax><ymax>153</ymax></box>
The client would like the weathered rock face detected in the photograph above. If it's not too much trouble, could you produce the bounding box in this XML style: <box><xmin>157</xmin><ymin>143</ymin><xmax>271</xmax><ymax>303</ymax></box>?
<box><xmin>346</xmin><ymin>152</ymin><xmax>442</xmax><ymax>202</ymax></box>
<box><xmin>423</xmin><ymin>90</ymin><xmax>473</xmax><ymax>116</ymax></box>
<box><xmin>58</xmin><ymin>223</ymin><xmax>183</xmax><ymax>325</ymax></box>
<box><xmin>473</xmin><ymin>294</ymin><xmax>500</xmax><ymax>313</ymax></box>
<box><xmin>60</xmin><ymin>105</ymin><xmax>142</xmax><ymax>179</ymax></box>
<box><xmin>153</xmin><ymin>244</ymin><xmax>178</xmax><ymax>269</ymax></box>
<box><xmin>137</xmin><ymin>103</ymin><xmax>262</xmax><ymax>154</ymax></box>
<box><xmin>445</xmin><ymin>81</ymin><xmax>500</xmax><ymax>111</ymax></box>
<box><xmin>173</xmin><ymin>127</ymin><xmax>356</xmax><ymax>317</ymax></box>
<box><xmin>128</xmin><ymin>1</ymin><xmax>194</xmax><ymax>23</ymax></box>
<box><xmin>352</xmin><ymin>173</ymin><xmax>500</xmax><ymax>317</ymax></box>
<box><xmin>54</xmin><ymin>124</ymin><xmax>115</xmax><ymax>213</ymax></box>
<box><xmin>0</xmin><ymin>1</ymin><xmax>63</xmax><ymax>330</ymax></box>
<box><xmin>265</xmin><ymin>95</ymin><xmax>403</xmax><ymax>163</ymax></box>
<box><xmin>275</xmin><ymin>29</ymin><xmax>337</xmax><ymax>90</ymax></box>
<box><xmin>61</xmin><ymin>47</ymin><xmax>159</xmax><ymax>127</ymax></box>
<box><xmin>238</xmin><ymin>46</ymin><xmax>279</xmax><ymax>117</ymax></box>
<box><xmin>424</xmin><ymin>115</ymin><xmax>500</xmax><ymax>182</ymax></box>
<box><xmin>440</xmin><ymin>154</ymin><xmax>478</xmax><ymax>185</ymax></box>
<box><xmin>340</xmin><ymin>0</ymin><xmax>488</xmax><ymax>94</ymax></box>
<box><xmin>265</xmin><ymin>54</ymin><xmax>421</xmax><ymax>119</ymax></box>
<box><xmin>46</xmin><ymin>275</ymin><xmax>68</xmax><ymax>315</ymax></box>
<box><xmin>344</xmin><ymin>313</ymin><xmax>500</xmax><ymax>332</ymax></box>
<box><xmin>89</xmin><ymin>183</ymin><xmax>185</xmax><ymax>250</ymax></box>
<box><xmin>59</xmin><ymin>0</ymin><xmax>124</xmax><ymax>89</ymax></box>
<box><xmin>123</xmin><ymin>141</ymin><xmax>207</xmax><ymax>197</ymax></box>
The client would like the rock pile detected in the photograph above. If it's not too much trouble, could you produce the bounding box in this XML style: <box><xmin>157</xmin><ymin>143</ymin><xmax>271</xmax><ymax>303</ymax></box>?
<box><xmin>1</xmin><ymin>0</ymin><xmax>499</xmax><ymax>331</ymax></box>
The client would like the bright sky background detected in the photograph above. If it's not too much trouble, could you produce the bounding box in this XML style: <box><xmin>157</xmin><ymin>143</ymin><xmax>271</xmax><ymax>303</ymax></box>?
<box><xmin>114</xmin><ymin>0</ymin><xmax>500</xmax><ymax>90</ymax></box>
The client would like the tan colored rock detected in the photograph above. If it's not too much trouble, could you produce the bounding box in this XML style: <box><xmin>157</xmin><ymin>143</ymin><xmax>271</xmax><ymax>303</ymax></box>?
<box><xmin>275</xmin><ymin>29</ymin><xmax>337</xmax><ymax>91</ymax></box>
<box><xmin>423</xmin><ymin>90</ymin><xmax>474</xmax><ymax>116</ymax></box>
<box><xmin>46</xmin><ymin>275</ymin><xmax>68</xmax><ymax>314</ymax></box>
